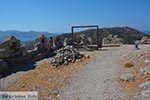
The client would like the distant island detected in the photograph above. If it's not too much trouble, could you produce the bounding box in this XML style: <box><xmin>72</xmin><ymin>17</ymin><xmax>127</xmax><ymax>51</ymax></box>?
<box><xmin>0</xmin><ymin>30</ymin><xmax>59</xmax><ymax>42</ymax></box>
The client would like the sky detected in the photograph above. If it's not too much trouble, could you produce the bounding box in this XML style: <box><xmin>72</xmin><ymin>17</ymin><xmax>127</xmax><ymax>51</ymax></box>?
<box><xmin>0</xmin><ymin>0</ymin><xmax>150</xmax><ymax>33</ymax></box>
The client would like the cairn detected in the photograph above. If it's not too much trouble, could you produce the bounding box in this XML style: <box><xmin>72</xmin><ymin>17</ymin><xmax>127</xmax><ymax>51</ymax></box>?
<box><xmin>50</xmin><ymin>46</ymin><xmax>86</xmax><ymax>67</ymax></box>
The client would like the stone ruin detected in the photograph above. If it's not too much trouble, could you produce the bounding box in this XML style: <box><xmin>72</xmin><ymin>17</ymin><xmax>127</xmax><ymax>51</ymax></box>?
<box><xmin>51</xmin><ymin>45</ymin><xmax>89</xmax><ymax>67</ymax></box>
<box><xmin>29</xmin><ymin>34</ymin><xmax>49</xmax><ymax>61</ymax></box>
<box><xmin>0</xmin><ymin>34</ymin><xmax>51</xmax><ymax>73</ymax></box>
<box><xmin>0</xmin><ymin>36</ymin><xmax>29</xmax><ymax>73</ymax></box>
<box><xmin>140</xmin><ymin>36</ymin><xmax>150</xmax><ymax>44</ymax></box>
<box><xmin>0</xmin><ymin>34</ymin><xmax>91</xmax><ymax>73</ymax></box>
<box><xmin>103</xmin><ymin>34</ymin><xmax>122</xmax><ymax>45</ymax></box>
<box><xmin>74</xmin><ymin>34</ymin><xmax>91</xmax><ymax>45</ymax></box>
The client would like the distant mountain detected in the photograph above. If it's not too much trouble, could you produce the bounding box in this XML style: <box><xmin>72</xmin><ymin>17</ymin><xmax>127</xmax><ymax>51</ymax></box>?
<box><xmin>0</xmin><ymin>30</ymin><xmax>59</xmax><ymax>42</ymax></box>
<box><xmin>58</xmin><ymin>27</ymin><xmax>149</xmax><ymax>44</ymax></box>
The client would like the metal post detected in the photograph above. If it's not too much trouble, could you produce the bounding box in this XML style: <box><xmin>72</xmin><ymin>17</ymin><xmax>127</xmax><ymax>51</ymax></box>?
<box><xmin>71</xmin><ymin>27</ymin><xmax>74</xmax><ymax>46</ymax></box>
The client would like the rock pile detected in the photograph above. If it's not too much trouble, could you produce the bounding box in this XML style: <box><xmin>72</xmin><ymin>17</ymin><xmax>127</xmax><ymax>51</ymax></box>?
<box><xmin>51</xmin><ymin>46</ymin><xmax>86</xmax><ymax>67</ymax></box>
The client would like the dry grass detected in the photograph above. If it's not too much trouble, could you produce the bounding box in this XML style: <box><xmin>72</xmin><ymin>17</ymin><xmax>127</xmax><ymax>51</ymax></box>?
<box><xmin>6</xmin><ymin>56</ymin><xmax>93</xmax><ymax>100</ymax></box>
<box><xmin>124</xmin><ymin>62</ymin><xmax>134</xmax><ymax>68</ymax></box>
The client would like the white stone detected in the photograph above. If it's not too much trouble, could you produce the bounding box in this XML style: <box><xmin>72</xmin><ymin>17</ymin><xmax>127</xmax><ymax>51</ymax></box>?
<box><xmin>138</xmin><ymin>81</ymin><xmax>150</xmax><ymax>89</ymax></box>
<box><xmin>144</xmin><ymin>60</ymin><xmax>150</xmax><ymax>63</ymax></box>
<box><xmin>120</xmin><ymin>73</ymin><xmax>135</xmax><ymax>81</ymax></box>
<box><xmin>139</xmin><ymin>67</ymin><xmax>150</xmax><ymax>75</ymax></box>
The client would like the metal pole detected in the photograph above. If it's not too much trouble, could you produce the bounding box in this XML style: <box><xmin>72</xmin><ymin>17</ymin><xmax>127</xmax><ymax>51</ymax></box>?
<box><xmin>71</xmin><ymin>27</ymin><xmax>74</xmax><ymax>46</ymax></box>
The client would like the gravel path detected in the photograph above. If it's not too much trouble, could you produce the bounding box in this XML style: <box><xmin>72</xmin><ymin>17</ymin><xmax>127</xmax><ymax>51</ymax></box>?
<box><xmin>58</xmin><ymin>45</ymin><xmax>150</xmax><ymax>100</ymax></box>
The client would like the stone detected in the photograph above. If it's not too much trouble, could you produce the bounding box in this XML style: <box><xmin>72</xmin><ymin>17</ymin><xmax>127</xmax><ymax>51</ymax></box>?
<box><xmin>63</xmin><ymin>38</ymin><xmax>68</xmax><ymax>46</ymax></box>
<box><xmin>120</xmin><ymin>73</ymin><xmax>135</xmax><ymax>81</ymax></box>
<box><xmin>48</xmin><ymin>89</ymin><xmax>60</xmax><ymax>97</ymax></box>
<box><xmin>141</xmin><ymin>89</ymin><xmax>150</xmax><ymax>97</ymax></box>
<box><xmin>0</xmin><ymin>59</ymin><xmax>9</xmax><ymax>73</ymax></box>
<box><xmin>139</xmin><ymin>67</ymin><xmax>150</xmax><ymax>75</ymax></box>
<box><xmin>141</xmin><ymin>36</ymin><xmax>150</xmax><ymax>44</ymax></box>
<box><xmin>34</xmin><ymin>34</ymin><xmax>47</xmax><ymax>51</ymax></box>
<box><xmin>85</xmin><ymin>55</ymin><xmax>90</xmax><ymax>59</ymax></box>
<box><xmin>138</xmin><ymin>81</ymin><xmax>150</xmax><ymax>89</ymax></box>
<box><xmin>0</xmin><ymin>35</ymin><xmax>21</xmax><ymax>58</ymax></box>
<box><xmin>144</xmin><ymin>60</ymin><xmax>150</xmax><ymax>63</ymax></box>
<box><xmin>34</xmin><ymin>53</ymin><xmax>46</xmax><ymax>61</ymax></box>
<box><xmin>103</xmin><ymin>34</ymin><xmax>122</xmax><ymax>45</ymax></box>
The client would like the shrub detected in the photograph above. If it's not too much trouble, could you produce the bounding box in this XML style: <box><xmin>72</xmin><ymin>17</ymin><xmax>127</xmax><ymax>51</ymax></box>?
<box><xmin>124</xmin><ymin>62</ymin><xmax>134</xmax><ymax>68</ymax></box>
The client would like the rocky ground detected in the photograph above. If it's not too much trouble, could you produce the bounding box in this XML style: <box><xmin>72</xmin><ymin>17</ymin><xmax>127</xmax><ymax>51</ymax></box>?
<box><xmin>58</xmin><ymin>45</ymin><xmax>150</xmax><ymax>100</ymax></box>
<box><xmin>119</xmin><ymin>45</ymin><xmax>150</xmax><ymax>100</ymax></box>
<box><xmin>3</xmin><ymin>44</ymin><xmax>150</xmax><ymax>100</ymax></box>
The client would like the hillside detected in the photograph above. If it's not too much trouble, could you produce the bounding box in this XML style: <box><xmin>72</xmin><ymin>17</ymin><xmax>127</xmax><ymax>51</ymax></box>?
<box><xmin>58</xmin><ymin>27</ymin><xmax>149</xmax><ymax>44</ymax></box>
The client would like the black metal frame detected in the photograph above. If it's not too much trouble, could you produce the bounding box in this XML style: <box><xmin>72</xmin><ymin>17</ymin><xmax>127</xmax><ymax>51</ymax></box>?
<box><xmin>71</xmin><ymin>25</ymin><xmax>101</xmax><ymax>49</ymax></box>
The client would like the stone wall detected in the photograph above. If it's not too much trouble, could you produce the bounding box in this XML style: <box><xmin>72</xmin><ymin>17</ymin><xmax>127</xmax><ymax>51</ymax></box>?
<box><xmin>103</xmin><ymin>34</ymin><xmax>122</xmax><ymax>45</ymax></box>
<box><xmin>0</xmin><ymin>36</ymin><xmax>30</xmax><ymax>73</ymax></box>
<box><xmin>0</xmin><ymin>34</ymin><xmax>53</xmax><ymax>73</ymax></box>
<box><xmin>140</xmin><ymin>36</ymin><xmax>150</xmax><ymax>44</ymax></box>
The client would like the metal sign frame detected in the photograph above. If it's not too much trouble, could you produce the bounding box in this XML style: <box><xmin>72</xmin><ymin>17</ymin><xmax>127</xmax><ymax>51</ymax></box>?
<box><xmin>71</xmin><ymin>25</ymin><xmax>102</xmax><ymax>49</ymax></box>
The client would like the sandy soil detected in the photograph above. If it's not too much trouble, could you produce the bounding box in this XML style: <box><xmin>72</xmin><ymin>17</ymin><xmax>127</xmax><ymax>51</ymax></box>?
<box><xmin>58</xmin><ymin>45</ymin><xmax>150</xmax><ymax>100</ymax></box>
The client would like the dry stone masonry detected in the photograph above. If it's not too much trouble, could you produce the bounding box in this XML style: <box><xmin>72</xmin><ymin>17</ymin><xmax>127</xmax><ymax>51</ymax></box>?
<box><xmin>103</xmin><ymin>34</ymin><xmax>122</xmax><ymax>45</ymax></box>
<box><xmin>0</xmin><ymin>34</ymin><xmax>51</xmax><ymax>73</ymax></box>
<box><xmin>140</xmin><ymin>36</ymin><xmax>150</xmax><ymax>44</ymax></box>
<box><xmin>0</xmin><ymin>36</ymin><xmax>30</xmax><ymax>73</ymax></box>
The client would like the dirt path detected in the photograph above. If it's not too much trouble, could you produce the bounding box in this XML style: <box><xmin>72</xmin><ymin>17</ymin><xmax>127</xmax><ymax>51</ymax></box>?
<box><xmin>58</xmin><ymin>45</ymin><xmax>149</xmax><ymax>100</ymax></box>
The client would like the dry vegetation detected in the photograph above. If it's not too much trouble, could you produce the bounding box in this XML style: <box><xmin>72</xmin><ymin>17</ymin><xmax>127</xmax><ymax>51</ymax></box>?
<box><xmin>124</xmin><ymin>62</ymin><xmax>134</xmax><ymax>68</ymax></box>
<box><xmin>6</xmin><ymin>56</ymin><xmax>93</xmax><ymax>100</ymax></box>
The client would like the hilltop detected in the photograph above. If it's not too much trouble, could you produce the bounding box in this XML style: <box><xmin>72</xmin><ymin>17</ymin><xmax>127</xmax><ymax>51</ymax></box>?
<box><xmin>58</xmin><ymin>27</ymin><xmax>149</xmax><ymax>44</ymax></box>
